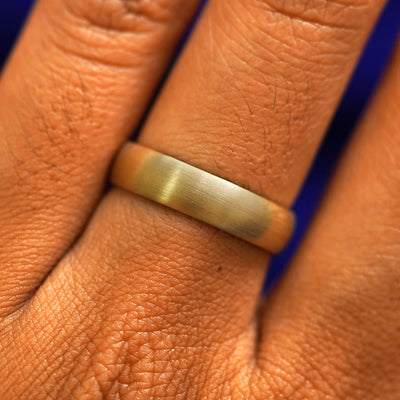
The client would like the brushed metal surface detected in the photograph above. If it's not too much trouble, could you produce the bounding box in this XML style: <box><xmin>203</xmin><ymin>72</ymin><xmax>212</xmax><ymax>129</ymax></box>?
<box><xmin>111</xmin><ymin>143</ymin><xmax>295</xmax><ymax>253</ymax></box>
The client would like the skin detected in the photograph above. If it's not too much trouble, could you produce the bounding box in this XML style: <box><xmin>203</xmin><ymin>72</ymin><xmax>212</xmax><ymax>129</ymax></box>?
<box><xmin>0</xmin><ymin>0</ymin><xmax>399</xmax><ymax>398</ymax></box>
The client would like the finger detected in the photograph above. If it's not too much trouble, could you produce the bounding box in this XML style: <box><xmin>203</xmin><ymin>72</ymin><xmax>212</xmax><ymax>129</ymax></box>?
<box><xmin>76</xmin><ymin>0</ymin><xmax>387</xmax><ymax>327</ymax></box>
<box><xmin>17</xmin><ymin>0</ymin><xmax>387</xmax><ymax>396</ymax></box>
<box><xmin>0</xmin><ymin>0</ymin><xmax>201</xmax><ymax>315</ymax></box>
<box><xmin>257</xmin><ymin>36</ymin><xmax>400</xmax><ymax>398</ymax></box>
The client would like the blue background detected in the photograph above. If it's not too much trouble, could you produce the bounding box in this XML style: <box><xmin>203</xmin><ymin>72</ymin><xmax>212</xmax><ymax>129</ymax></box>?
<box><xmin>1</xmin><ymin>0</ymin><xmax>399</xmax><ymax>291</ymax></box>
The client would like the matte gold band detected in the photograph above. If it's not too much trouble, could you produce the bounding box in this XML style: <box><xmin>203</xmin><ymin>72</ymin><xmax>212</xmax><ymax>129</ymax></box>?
<box><xmin>111</xmin><ymin>143</ymin><xmax>295</xmax><ymax>253</ymax></box>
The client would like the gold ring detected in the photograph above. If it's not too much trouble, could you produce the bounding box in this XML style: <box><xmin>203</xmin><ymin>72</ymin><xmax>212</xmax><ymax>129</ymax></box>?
<box><xmin>111</xmin><ymin>143</ymin><xmax>295</xmax><ymax>253</ymax></box>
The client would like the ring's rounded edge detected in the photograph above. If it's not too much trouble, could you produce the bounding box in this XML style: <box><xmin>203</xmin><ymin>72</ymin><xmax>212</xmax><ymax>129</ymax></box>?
<box><xmin>256</xmin><ymin>204</ymin><xmax>296</xmax><ymax>254</ymax></box>
<box><xmin>110</xmin><ymin>143</ymin><xmax>150</xmax><ymax>190</ymax></box>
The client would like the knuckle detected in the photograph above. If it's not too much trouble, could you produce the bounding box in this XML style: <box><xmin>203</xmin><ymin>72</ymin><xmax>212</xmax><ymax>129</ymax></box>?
<box><xmin>250</xmin><ymin>0</ymin><xmax>379</xmax><ymax>31</ymax></box>
<box><xmin>226</xmin><ymin>0</ymin><xmax>382</xmax><ymax>77</ymax></box>
<box><xmin>52</xmin><ymin>0</ymin><xmax>186</xmax><ymax>67</ymax></box>
<box><xmin>62</xmin><ymin>0</ymin><xmax>176</xmax><ymax>30</ymax></box>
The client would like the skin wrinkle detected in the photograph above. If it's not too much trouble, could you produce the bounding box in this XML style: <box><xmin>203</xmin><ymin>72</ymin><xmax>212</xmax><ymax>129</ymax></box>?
<box><xmin>54</xmin><ymin>317</ymin><xmax>113</xmax><ymax>398</ymax></box>
<box><xmin>52</xmin><ymin>63</ymin><xmax>89</xmax><ymax>146</ymax></box>
<box><xmin>230</xmin><ymin>6</ymin><xmax>356</xmax><ymax>65</ymax></box>
<box><xmin>61</xmin><ymin>0</ymin><xmax>177</xmax><ymax>34</ymax></box>
<box><xmin>64</xmin><ymin>239</ymin><xmax>252</xmax><ymax>336</ymax></box>
<box><xmin>49</xmin><ymin>66</ymin><xmax>95</xmax><ymax>150</ymax></box>
<box><xmin>77</xmin><ymin>341</ymin><xmax>130</xmax><ymax>398</ymax></box>
<box><xmin>9</xmin><ymin>125</ymin><xmax>66</xmax><ymax>185</ymax></box>
<box><xmin>6</xmin><ymin>67</ymin><xmax>92</xmax><ymax>187</ymax></box>
<box><xmin>269</xmin><ymin>337</ymin><xmax>353</xmax><ymax>400</ymax></box>
<box><xmin>4</xmin><ymin>138</ymin><xmax>40</xmax><ymax>191</ymax></box>
<box><xmin>227</xmin><ymin>2</ymin><xmax>354</xmax><ymax>105</ymax></box>
<box><xmin>26</xmin><ymin>89</ymin><xmax>66</xmax><ymax>158</ymax></box>
<box><xmin>49</xmin><ymin>32</ymin><xmax>154</xmax><ymax>71</ymax></box>
<box><xmin>46</xmin><ymin>1</ymin><xmax>190</xmax><ymax>71</ymax></box>
<box><xmin>251</xmin><ymin>0</ymin><xmax>375</xmax><ymax>31</ymax></box>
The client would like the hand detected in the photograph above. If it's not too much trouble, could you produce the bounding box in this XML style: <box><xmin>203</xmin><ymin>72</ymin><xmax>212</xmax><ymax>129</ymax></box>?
<box><xmin>0</xmin><ymin>0</ymin><xmax>399</xmax><ymax>398</ymax></box>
